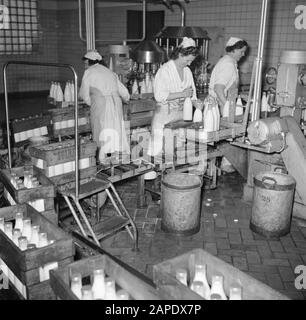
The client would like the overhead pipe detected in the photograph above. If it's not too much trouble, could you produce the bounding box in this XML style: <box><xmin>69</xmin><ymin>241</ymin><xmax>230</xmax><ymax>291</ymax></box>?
<box><xmin>78</xmin><ymin>0</ymin><xmax>146</xmax><ymax>45</ymax></box>
<box><xmin>251</xmin><ymin>0</ymin><xmax>269</xmax><ymax>121</ymax></box>
<box><xmin>169</xmin><ymin>0</ymin><xmax>186</xmax><ymax>27</ymax></box>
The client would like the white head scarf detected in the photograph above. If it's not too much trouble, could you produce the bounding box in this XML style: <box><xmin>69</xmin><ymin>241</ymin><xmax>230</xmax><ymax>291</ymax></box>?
<box><xmin>180</xmin><ymin>37</ymin><xmax>196</xmax><ymax>48</ymax></box>
<box><xmin>84</xmin><ymin>50</ymin><xmax>102</xmax><ymax>61</ymax></box>
<box><xmin>226</xmin><ymin>37</ymin><xmax>243</xmax><ymax>47</ymax></box>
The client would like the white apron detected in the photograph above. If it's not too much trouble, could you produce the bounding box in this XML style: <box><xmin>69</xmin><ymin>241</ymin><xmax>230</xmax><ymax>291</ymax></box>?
<box><xmin>89</xmin><ymin>87</ymin><xmax>130</xmax><ymax>162</ymax></box>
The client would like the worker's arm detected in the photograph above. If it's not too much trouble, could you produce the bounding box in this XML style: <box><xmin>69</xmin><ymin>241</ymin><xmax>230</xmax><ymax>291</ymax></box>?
<box><xmin>214</xmin><ymin>84</ymin><xmax>227</xmax><ymax>108</ymax></box>
<box><xmin>167</xmin><ymin>87</ymin><xmax>193</xmax><ymax>101</ymax></box>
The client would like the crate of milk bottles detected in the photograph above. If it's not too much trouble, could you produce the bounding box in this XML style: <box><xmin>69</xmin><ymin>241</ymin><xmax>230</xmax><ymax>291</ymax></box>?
<box><xmin>29</xmin><ymin>138</ymin><xmax>97</xmax><ymax>186</ymax></box>
<box><xmin>153</xmin><ymin>248</ymin><xmax>290</xmax><ymax>300</ymax></box>
<box><xmin>48</xmin><ymin>104</ymin><xmax>91</xmax><ymax>138</ymax></box>
<box><xmin>0</xmin><ymin>166</ymin><xmax>57</xmax><ymax>225</ymax></box>
<box><xmin>0</xmin><ymin>204</ymin><xmax>75</xmax><ymax>300</ymax></box>
<box><xmin>49</xmin><ymin>254</ymin><xmax>162</xmax><ymax>300</ymax></box>
<box><xmin>10</xmin><ymin>114</ymin><xmax>51</xmax><ymax>147</ymax></box>
<box><xmin>48</xmin><ymin>81</ymin><xmax>75</xmax><ymax>108</ymax></box>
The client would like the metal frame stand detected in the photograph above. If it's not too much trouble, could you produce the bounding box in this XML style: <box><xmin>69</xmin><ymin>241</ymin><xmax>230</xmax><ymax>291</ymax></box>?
<box><xmin>3</xmin><ymin>61</ymin><xmax>139</xmax><ymax>251</ymax></box>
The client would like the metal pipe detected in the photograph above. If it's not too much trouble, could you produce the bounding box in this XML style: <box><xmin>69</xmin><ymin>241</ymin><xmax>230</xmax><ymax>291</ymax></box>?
<box><xmin>3</xmin><ymin>60</ymin><xmax>80</xmax><ymax>199</ymax></box>
<box><xmin>78</xmin><ymin>0</ymin><xmax>86</xmax><ymax>42</ymax></box>
<box><xmin>170</xmin><ymin>0</ymin><xmax>186</xmax><ymax>27</ymax></box>
<box><xmin>64</xmin><ymin>196</ymin><xmax>87</xmax><ymax>237</ymax></box>
<box><xmin>251</xmin><ymin>0</ymin><xmax>269</xmax><ymax>121</ymax></box>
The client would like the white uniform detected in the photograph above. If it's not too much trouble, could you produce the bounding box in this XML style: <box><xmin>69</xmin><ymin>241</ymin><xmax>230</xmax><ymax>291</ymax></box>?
<box><xmin>79</xmin><ymin>64</ymin><xmax>130</xmax><ymax>161</ymax></box>
<box><xmin>209</xmin><ymin>55</ymin><xmax>243</xmax><ymax>116</ymax></box>
<box><xmin>148</xmin><ymin>60</ymin><xmax>197</xmax><ymax>157</ymax></box>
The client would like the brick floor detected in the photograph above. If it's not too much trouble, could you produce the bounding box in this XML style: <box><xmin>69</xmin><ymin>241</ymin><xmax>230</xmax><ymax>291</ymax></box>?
<box><xmin>99</xmin><ymin>172</ymin><xmax>306</xmax><ymax>300</ymax></box>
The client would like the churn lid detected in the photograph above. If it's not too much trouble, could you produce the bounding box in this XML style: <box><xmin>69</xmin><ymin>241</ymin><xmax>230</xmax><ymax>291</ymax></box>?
<box><xmin>162</xmin><ymin>173</ymin><xmax>202</xmax><ymax>190</ymax></box>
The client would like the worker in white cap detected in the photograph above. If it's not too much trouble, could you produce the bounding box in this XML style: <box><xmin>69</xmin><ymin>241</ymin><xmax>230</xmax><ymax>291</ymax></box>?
<box><xmin>147</xmin><ymin>37</ymin><xmax>203</xmax><ymax>160</ymax></box>
<box><xmin>79</xmin><ymin>49</ymin><xmax>130</xmax><ymax>164</ymax></box>
<box><xmin>208</xmin><ymin>37</ymin><xmax>248</xmax><ymax>172</ymax></box>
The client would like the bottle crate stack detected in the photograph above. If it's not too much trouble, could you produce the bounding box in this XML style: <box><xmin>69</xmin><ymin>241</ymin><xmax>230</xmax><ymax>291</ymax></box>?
<box><xmin>153</xmin><ymin>248</ymin><xmax>290</xmax><ymax>300</ymax></box>
<box><xmin>50</xmin><ymin>254</ymin><xmax>162</xmax><ymax>300</ymax></box>
<box><xmin>0</xmin><ymin>165</ymin><xmax>57</xmax><ymax>225</ymax></box>
<box><xmin>0</xmin><ymin>204</ymin><xmax>75</xmax><ymax>300</ymax></box>
<box><xmin>10</xmin><ymin>114</ymin><xmax>52</xmax><ymax>147</ymax></box>
<box><xmin>48</xmin><ymin>104</ymin><xmax>91</xmax><ymax>138</ymax></box>
<box><xmin>29</xmin><ymin>138</ymin><xmax>97</xmax><ymax>186</ymax></box>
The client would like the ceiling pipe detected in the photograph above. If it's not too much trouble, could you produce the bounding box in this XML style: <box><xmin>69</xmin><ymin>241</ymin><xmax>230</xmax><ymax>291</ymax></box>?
<box><xmin>166</xmin><ymin>0</ymin><xmax>186</xmax><ymax>27</ymax></box>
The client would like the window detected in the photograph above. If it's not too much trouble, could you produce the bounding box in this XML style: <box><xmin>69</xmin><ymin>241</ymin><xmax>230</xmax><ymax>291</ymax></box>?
<box><xmin>0</xmin><ymin>0</ymin><xmax>40</xmax><ymax>55</ymax></box>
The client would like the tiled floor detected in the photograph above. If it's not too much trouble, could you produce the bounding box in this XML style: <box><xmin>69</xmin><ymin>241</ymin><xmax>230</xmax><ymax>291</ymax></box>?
<box><xmin>99</xmin><ymin>172</ymin><xmax>306</xmax><ymax>300</ymax></box>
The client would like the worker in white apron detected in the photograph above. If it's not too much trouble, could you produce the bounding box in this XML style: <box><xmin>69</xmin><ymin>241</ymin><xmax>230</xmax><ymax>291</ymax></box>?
<box><xmin>148</xmin><ymin>37</ymin><xmax>203</xmax><ymax>162</ymax></box>
<box><xmin>209</xmin><ymin>37</ymin><xmax>248</xmax><ymax>172</ymax></box>
<box><xmin>79</xmin><ymin>50</ymin><xmax>130</xmax><ymax>164</ymax></box>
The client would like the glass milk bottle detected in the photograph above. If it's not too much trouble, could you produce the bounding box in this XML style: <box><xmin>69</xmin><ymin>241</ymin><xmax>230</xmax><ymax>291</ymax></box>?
<box><xmin>190</xmin><ymin>281</ymin><xmax>206</xmax><ymax>299</ymax></box>
<box><xmin>30</xmin><ymin>225</ymin><xmax>40</xmax><ymax>247</ymax></box>
<box><xmin>229</xmin><ymin>284</ymin><xmax>242</xmax><ymax>300</ymax></box>
<box><xmin>22</xmin><ymin>218</ymin><xmax>32</xmax><ymax>241</ymax></box>
<box><xmin>38</xmin><ymin>232</ymin><xmax>48</xmax><ymax>248</ymax></box>
<box><xmin>190</xmin><ymin>263</ymin><xmax>211</xmax><ymax>300</ymax></box>
<box><xmin>81</xmin><ymin>285</ymin><xmax>93</xmax><ymax>300</ymax></box>
<box><xmin>210</xmin><ymin>293</ymin><xmax>222</xmax><ymax>300</ymax></box>
<box><xmin>12</xmin><ymin>228</ymin><xmax>21</xmax><ymax>246</ymax></box>
<box><xmin>23</xmin><ymin>170</ymin><xmax>31</xmax><ymax>188</ymax></box>
<box><xmin>0</xmin><ymin>217</ymin><xmax>4</xmax><ymax>231</ymax></box>
<box><xmin>15</xmin><ymin>212</ymin><xmax>23</xmax><ymax>232</ymax></box>
<box><xmin>18</xmin><ymin>236</ymin><xmax>28</xmax><ymax>251</ymax></box>
<box><xmin>4</xmin><ymin>222</ymin><xmax>13</xmax><ymax>239</ymax></box>
<box><xmin>116</xmin><ymin>289</ymin><xmax>130</xmax><ymax>300</ymax></box>
<box><xmin>104</xmin><ymin>277</ymin><xmax>117</xmax><ymax>300</ymax></box>
<box><xmin>92</xmin><ymin>268</ymin><xmax>106</xmax><ymax>300</ymax></box>
<box><xmin>210</xmin><ymin>274</ymin><xmax>227</xmax><ymax>300</ymax></box>
<box><xmin>70</xmin><ymin>273</ymin><xmax>82</xmax><ymax>299</ymax></box>
<box><xmin>175</xmin><ymin>268</ymin><xmax>188</xmax><ymax>286</ymax></box>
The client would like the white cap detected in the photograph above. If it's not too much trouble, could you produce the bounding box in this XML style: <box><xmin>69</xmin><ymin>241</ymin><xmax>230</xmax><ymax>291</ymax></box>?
<box><xmin>84</xmin><ymin>50</ymin><xmax>102</xmax><ymax>61</ymax></box>
<box><xmin>180</xmin><ymin>37</ymin><xmax>196</xmax><ymax>48</ymax></box>
<box><xmin>226</xmin><ymin>37</ymin><xmax>243</xmax><ymax>47</ymax></box>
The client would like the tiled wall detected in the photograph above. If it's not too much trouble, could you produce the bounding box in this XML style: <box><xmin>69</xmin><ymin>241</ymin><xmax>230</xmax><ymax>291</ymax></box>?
<box><xmin>1</xmin><ymin>0</ymin><xmax>306</xmax><ymax>94</ymax></box>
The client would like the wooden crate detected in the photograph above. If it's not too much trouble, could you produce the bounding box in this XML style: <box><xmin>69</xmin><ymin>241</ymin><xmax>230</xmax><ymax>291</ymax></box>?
<box><xmin>36</xmin><ymin>165</ymin><xmax>97</xmax><ymax>186</ymax></box>
<box><xmin>48</xmin><ymin>104</ymin><xmax>91</xmax><ymax>137</ymax></box>
<box><xmin>10</xmin><ymin>114</ymin><xmax>52</xmax><ymax>147</ymax></box>
<box><xmin>0</xmin><ymin>204</ymin><xmax>75</xmax><ymax>299</ymax></box>
<box><xmin>124</xmin><ymin>99</ymin><xmax>155</xmax><ymax>128</ymax></box>
<box><xmin>29</xmin><ymin>139</ymin><xmax>97</xmax><ymax>166</ymax></box>
<box><xmin>97</xmin><ymin>161</ymin><xmax>154</xmax><ymax>183</ymax></box>
<box><xmin>0</xmin><ymin>165</ymin><xmax>56</xmax><ymax>203</ymax></box>
<box><xmin>0</xmin><ymin>165</ymin><xmax>57</xmax><ymax>224</ymax></box>
<box><xmin>2</xmin><ymin>192</ymin><xmax>57</xmax><ymax>225</ymax></box>
<box><xmin>153</xmin><ymin>248</ymin><xmax>290</xmax><ymax>300</ymax></box>
<box><xmin>29</xmin><ymin>139</ymin><xmax>97</xmax><ymax>185</ymax></box>
<box><xmin>50</xmin><ymin>254</ymin><xmax>162</xmax><ymax>300</ymax></box>
<box><xmin>165</xmin><ymin>119</ymin><xmax>246</xmax><ymax>145</ymax></box>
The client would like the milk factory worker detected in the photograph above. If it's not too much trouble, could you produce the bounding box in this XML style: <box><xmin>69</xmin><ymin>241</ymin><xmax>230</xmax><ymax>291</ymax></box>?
<box><xmin>148</xmin><ymin>37</ymin><xmax>202</xmax><ymax>158</ymax></box>
<box><xmin>79</xmin><ymin>50</ymin><xmax>130</xmax><ymax>164</ymax></box>
<box><xmin>209</xmin><ymin>37</ymin><xmax>248</xmax><ymax>117</ymax></box>
<box><xmin>209</xmin><ymin>37</ymin><xmax>248</xmax><ymax>172</ymax></box>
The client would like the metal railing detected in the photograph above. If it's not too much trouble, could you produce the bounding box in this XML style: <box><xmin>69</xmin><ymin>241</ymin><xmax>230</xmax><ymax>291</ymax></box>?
<box><xmin>3</xmin><ymin>61</ymin><xmax>80</xmax><ymax>198</ymax></box>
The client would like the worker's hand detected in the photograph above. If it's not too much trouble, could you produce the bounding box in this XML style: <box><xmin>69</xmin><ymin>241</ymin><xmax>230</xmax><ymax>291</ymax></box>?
<box><xmin>182</xmin><ymin>86</ymin><xmax>193</xmax><ymax>98</ymax></box>
<box><xmin>193</xmin><ymin>99</ymin><xmax>204</xmax><ymax>110</ymax></box>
